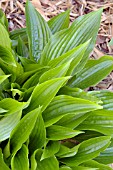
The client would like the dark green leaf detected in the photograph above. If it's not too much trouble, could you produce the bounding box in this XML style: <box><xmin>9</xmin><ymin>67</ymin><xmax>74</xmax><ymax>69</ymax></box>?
<box><xmin>40</xmin><ymin>9</ymin><xmax>102</xmax><ymax>65</ymax></box>
<box><xmin>95</xmin><ymin>139</ymin><xmax>113</xmax><ymax>164</ymax></box>
<box><xmin>17</xmin><ymin>36</ymin><xmax>28</xmax><ymax>58</ymax></box>
<box><xmin>90</xmin><ymin>90</ymin><xmax>113</xmax><ymax>111</ymax></box>
<box><xmin>76</xmin><ymin>109</ymin><xmax>113</xmax><ymax>136</ymax></box>
<box><xmin>68</xmin><ymin>56</ymin><xmax>113</xmax><ymax>89</ymax></box>
<box><xmin>62</xmin><ymin>136</ymin><xmax>111</xmax><ymax>166</ymax></box>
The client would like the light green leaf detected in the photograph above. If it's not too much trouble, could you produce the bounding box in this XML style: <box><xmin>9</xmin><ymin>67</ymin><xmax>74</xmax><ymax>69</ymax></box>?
<box><xmin>31</xmin><ymin>149</ymin><xmax>59</xmax><ymax>170</ymax></box>
<box><xmin>0</xmin><ymin>45</ymin><xmax>16</xmax><ymax>66</ymax></box>
<box><xmin>61</xmin><ymin>136</ymin><xmax>111</xmax><ymax>166</ymax></box>
<box><xmin>0</xmin><ymin>98</ymin><xmax>27</xmax><ymax>116</ymax></box>
<box><xmin>58</xmin><ymin>86</ymin><xmax>101</xmax><ymax>104</ymax></box>
<box><xmin>60</xmin><ymin>166</ymin><xmax>72</xmax><ymax>170</ymax></box>
<box><xmin>71</xmin><ymin>166</ymin><xmax>97</xmax><ymax>170</ymax></box>
<box><xmin>46</xmin><ymin>125</ymin><xmax>83</xmax><ymax>140</ymax></box>
<box><xmin>0</xmin><ymin>111</ymin><xmax>21</xmax><ymax>142</ymax></box>
<box><xmin>11</xmin><ymin>144</ymin><xmax>29</xmax><ymax>170</ymax></box>
<box><xmin>0</xmin><ymin>149</ymin><xmax>10</xmax><ymax>170</ymax></box>
<box><xmin>0</xmin><ymin>22</ymin><xmax>11</xmax><ymax>48</ymax></box>
<box><xmin>40</xmin><ymin>9</ymin><xmax>102</xmax><ymax>65</ymax></box>
<box><xmin>0</xmin><ymin>9</ymin><xmax>8</xmax><ymax>31</ymax></box>
<box><xmin>36</xmin><ymin>154</ymin><xmax>59</xmax><ymax>170</ymax></box>
<box><xmin>25</xmin><ymin>0</ymin><xmax>52</xmax><ymax>60</ymax></box>
<box><xmin>48</xmin><ymin>42</ymin><xmax>89</xmax><ymax>70</ymax></box>
<box><xmin>81</xmin><ymin>160</ymin><xmax>112</xmax><ymax>170</ymax></box>
<box><xmin>0</xmin><ymin>75</ymin><xmax>10</xmax><ymax>85</ymax></box>
<box><xmin>17</xmin><ymin>66</ymin><xmax>48</xmax><ymax>85</ymax></box>
<box><xmin>22</xmin><ymin>67</ymin><xmax>48</xmax><ymax>89</ymax></box>
<box><xmin>76</xmin><ymin>109</ymin><xmax>113</xmax><ymax>136</ymax></box>
<box><xmin>43</xmin><ymin>95</ymin><xmax>102</xmax><ymax>127</ymax></box>
<box><xmin>10</xmin><ymin>107</ymin><xmax>41</xmax><ymax>154</ymax></box>
<box><xmin>39</xmin><ymin>62</ymin><xmax>71</xmax><ymax>83</ymax></box>
<box><xmin>68</xmin><ymin>56</ymin><xmax>113</xmax><ymax>89</ymax></box>
<box><xmin>29</xmin><ymin>112</ymin><xmax>46</xmax><ymax>154</ymax></box>
<box><xmin>48</xmin><ymin>10</ymin><xmax>70</xmax><ymax>34</ymax></box>
<box><xmin>25</xmin><ymin>77</ymin><xmax>70</xmax><ymax>112</ymax></box>
<box><xmin>56</xmin><ymin>144</ymin><xmax>79</xmax><ymax>158</ymax></box>
<box><xmin>41</xmin><ymin>141</ymin><xmax>60</xmax><ymax>160</ymax></box>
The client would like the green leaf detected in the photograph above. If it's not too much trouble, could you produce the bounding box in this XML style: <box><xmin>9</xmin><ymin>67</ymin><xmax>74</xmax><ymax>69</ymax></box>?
<box><xmin>0</xmin><ymin>45</ymin><xmax>16</xmax><ymax>66</ymax></box>
<box><xmin>58</xmin><ymin>86</ymin><xmax>101</xmax><ymax>104</ymax></box>
<box><xmin>35</xmin><ymin>150</ymin><xmax>59</xmax><ymax>170</ymax></box>
<box><xmin>71</xmin><ymin>166</ymin><xmax>97</xmax><ymax>170</ymax></box>
<box><xmin>95</xmin><ymin>139</ymin><xmax>113</xmax><ymax>164</ymax></box>
<box><xmin>46</xmin><ymin>125</ymin><xmax>83</xmax><ymax>140</ymax></box>
<box><xmin>0</xmin><ymin>111</ymin><xmax>21</xmax><ymax>142</ymax></box>
<box><xmin>40</xmin><ymin>9</ymin><xmax>102</xmax><ymax>65</ymax></box>
<box><xmin>10</xmin><ymin>107</ymin><xmax>41</xmax><ymax>154</ymax></box>
<box><xmin>61</xmin><ymin>136</ymin><xmax>111</xmax><ymax>166</ymax></box>
<box><xmin>90</xmin><ymin>90</ymin><xmax>113</xmax><ymax>111</ymax></box>
<box><xmin>10</xmin><ymin>28</ymin><xmax>27</xmax><ymax>41</ymax></box>
<box><xmin>39</xmin><ymin>62</ymin><xmax>71</xmax><ymax>83</ymax></box>
<box><xmin>0</xmin><ymin>149</ymin><xmax>10</xmax><ymax>170</ymax></box>
<box><xmin>81</xmin><ymin>160</ymin><xmax>112</xmax><ymax>170</ymax></box>
<box><xmin>60</xmin><ymin>166</ymin><xmax>72</xmax><ymax>170</ymax></box>
<box><xmin>0</xmin><ymin>75</ymin><xmax>10</xmax><ymax>85</ymax></box>
<box><xmin>43</xmin><ymin>95</ymin><xmax>102</xmax><ymax>127</ymax></box>
<box><xmin>22</xmin><ymin>68</ymin><xmax>48</xmax><ymax>89</ymax></box>
<box><xmin>48</xmin><ymin>10</ymin><xmax>70</xmax><ymax>34</ymax></box>
<box><xmin>0</xmin><ymin>98</ymin><xmax>27</xmax><ymax>116</ymax></box>
<box><xmin>48</xmin><ymin>41</ymin><xmax>89</xmax><ymax>75</ymax></box>
<box><xmin>25</xmin><ymin>0</ymin><xmax>52</xmax><ymax>60</ymax></box>
<box><xmin>56</xmin><ymin>144</ymin><xmax>79</xmax><ymax>158</ymax></box>
<box><xmin>76</xmin><ymin>109</ymin><xmax>113</xmax><ymax>136</ymax></box>
<box><xmin>25</xmin><ymin>77</ymin><xmax>70</xmax><ymax>112</ymax></box>
<box><xmin>11</xmin><ymin>144</ymin><xmax>29</xmax><ymax>170</ymax></box>
<box><xmin>41</xmin><ymin>141</ymin><xmax>60</xmax><ymax>160</ymax></box>
<box><xmin>56</xmin><ymin>112</ymin><xmax>91</xmax><ymax>129</ymax></box>
<box><xmin>0</xmin><ymin>22</ymin><xmax>11</xmax><ymax>48</ymax></box>
<box><xmin>29</xmin><ymin>112</ymin><xmax>46</xmax><ymax>154</ymax></box>
<box><xmin>17</xmin><ymin>66</ymin><xmax>48</xmax><ymax>86</ymax></box>
<box><xmin>17</xmin><ymin>36</ymin><xmax>28</xmax><ymax>58</ymax></box>
<box><xmin>0</xmin><ymin>9</ymin><xmax>8</xmax><ymax>31</ymax></box>
<box><xmin>68</xmin><ymin>56</ymin><xmax>113</xmax><ymax>89</ymax></box>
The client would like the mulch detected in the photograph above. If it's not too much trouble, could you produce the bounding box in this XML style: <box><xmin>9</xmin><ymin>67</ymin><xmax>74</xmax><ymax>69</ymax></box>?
<box><xmin>0</xmin><ymin>0</ymin><xmax>113</xmax><ymax>90</ymax></box>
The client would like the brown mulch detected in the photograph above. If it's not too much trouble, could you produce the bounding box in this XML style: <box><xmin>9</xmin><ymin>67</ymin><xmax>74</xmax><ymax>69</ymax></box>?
<box><xmin>0</xmin><ymin>0</ymin><xmax>113</xmax><ymax>90</ymax></box>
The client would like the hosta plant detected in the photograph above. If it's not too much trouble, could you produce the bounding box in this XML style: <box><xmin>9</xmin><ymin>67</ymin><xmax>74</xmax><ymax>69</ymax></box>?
<box><xmin>0</xmin><ymin>1</ymin><xmax>113</xmax><ymax>169</ymax></box>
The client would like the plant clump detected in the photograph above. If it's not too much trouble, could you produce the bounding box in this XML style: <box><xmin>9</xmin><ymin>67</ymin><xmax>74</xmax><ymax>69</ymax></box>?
<box><xmin>0</xmin><ymin>1</ymin><xmax>113</xmax><ymax>169</ymax></box>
